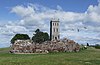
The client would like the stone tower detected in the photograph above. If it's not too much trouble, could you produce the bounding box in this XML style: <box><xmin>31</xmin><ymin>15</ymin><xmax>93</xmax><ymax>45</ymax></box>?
<box><xmin>50</xmin><ymin>19</ymin><xmax>60</xmax><ymax>41</ymax></box>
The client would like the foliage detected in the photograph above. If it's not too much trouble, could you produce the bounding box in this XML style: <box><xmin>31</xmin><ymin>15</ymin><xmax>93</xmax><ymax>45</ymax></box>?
<box><xmin>87</xmin><ymin>43</ymin><xmax>89</xmax><ymax>46</ymax></box>
<box><xmin>95</xmin><ymin>44</ymin><xmax>100</xmax><ymax>49</ymax></box>
<box><xmin>32</xmin><ymin>29</ymin><xmax>49</xmax><ymax>43</ymax></box>
<box><xmin>11</xmin><ymin>34</ymin><xmax>30</xmax><ymax>44</ymax></box>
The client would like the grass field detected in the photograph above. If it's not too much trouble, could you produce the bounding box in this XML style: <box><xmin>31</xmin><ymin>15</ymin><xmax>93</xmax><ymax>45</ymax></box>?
<box><xmin>0</xmin><ymin>47</ymin><xmax>100</xmax><ymax>65</ymax></box>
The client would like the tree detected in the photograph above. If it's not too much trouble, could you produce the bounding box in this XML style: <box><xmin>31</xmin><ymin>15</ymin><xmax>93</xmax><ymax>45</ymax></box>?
<box><xmin>87</xmin><ymin>43</ymin><xmax>89</xmax><ymax>46</ymax></box>
<box><xmin>11</xmin><ymin>34</ymin><xmax>30</xmax><ymax>44</ymax></box>
<box><xmin>32</xmin><ymin>29</ymin><xmax>49</xmax><ymax>43</ymax></box>
<box><xmin>43</xmin><ymin>33</ymin><xmax>49</xmax><ymax>41</ymax></box>
<box><xmin>35</xmin><ymin>29</ymin><xmax>40</xmax><ymax>33</ymax></box>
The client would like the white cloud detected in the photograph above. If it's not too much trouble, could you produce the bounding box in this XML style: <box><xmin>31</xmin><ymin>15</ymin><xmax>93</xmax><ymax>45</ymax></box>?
<box><xmin>11</xmin><ymin>5</ymin><xmax>35</xmax><ymax>17</ymax></box>
<box><xmin>6</xmin><ymin>25</ymin><xmax>29</xmax><ymax>33</ymax></box>
<box><xmin>85</xmin><ymin>3</ymin><xmax>100</xmax><ymax>23</ymax></box>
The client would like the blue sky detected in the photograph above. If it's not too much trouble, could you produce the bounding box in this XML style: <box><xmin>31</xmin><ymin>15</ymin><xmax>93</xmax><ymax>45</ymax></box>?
<box><xmin>0</xmin><ymin>0</ymin><xmax>98</xmax><ymax>21</ymax></box>
<box><xmin>0</xmin><ymin>0</ymin><xmax>100</xmax><ymax>48</ymax></box>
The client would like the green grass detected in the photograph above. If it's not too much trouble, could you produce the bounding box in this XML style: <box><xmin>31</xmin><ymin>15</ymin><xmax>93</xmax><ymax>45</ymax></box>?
<box><xmin>0</xmin><ymin>47</ymin><xmax>100</xmax><ymax>65</ymax></box>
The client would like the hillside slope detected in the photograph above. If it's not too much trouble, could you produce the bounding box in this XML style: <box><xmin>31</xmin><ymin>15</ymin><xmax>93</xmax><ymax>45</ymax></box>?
<box><xmin>0</xmin><ymin>47</ymin><xmax>100</xmax><ymax>65</ymax></box>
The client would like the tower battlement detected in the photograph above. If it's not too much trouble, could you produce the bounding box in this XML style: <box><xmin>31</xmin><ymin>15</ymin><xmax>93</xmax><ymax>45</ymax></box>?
<box><xmin>51</xmin><ymin>18</ymin><xmax>59</xmax><ymax>22</ymax></box>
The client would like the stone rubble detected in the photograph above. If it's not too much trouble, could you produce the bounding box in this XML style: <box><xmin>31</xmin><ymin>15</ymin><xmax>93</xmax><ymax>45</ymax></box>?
<box><xmin>10</xmin><ymin>38</ymin><xmax>80</xmax><ymax>54</ymax></box>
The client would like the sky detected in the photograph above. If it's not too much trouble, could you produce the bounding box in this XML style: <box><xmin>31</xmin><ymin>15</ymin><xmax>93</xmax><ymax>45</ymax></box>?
<box><xmin>0</xmin><ymin>0</ymin><xmax>100</xmax><ymax>48</ymax></box>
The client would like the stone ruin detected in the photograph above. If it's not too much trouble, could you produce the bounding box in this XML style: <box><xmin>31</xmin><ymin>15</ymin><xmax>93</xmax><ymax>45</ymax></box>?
<box><xmin>10</xmin><ymin>38</ymin><xmax>80</xmax><ymax>54</ymax></box>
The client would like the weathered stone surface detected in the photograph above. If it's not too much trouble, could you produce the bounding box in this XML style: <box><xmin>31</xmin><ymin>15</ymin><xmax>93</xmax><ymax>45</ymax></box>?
<box><xmin>10</xmin><ymin>38</ymin><xmax>80</xmax><ymax>54</ymax></box>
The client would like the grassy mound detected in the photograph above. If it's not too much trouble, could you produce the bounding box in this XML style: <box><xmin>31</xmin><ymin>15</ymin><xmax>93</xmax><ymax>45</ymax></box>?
<box><xmin>0</xmin><ymin>47</ymin><xmax>100</xmax><ymax>65</ymax></box>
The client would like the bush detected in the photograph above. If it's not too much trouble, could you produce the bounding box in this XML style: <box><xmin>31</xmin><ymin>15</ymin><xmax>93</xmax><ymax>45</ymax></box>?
<box><xmin>11</xmin><ymin>34</ymin><xmax>30</xmax><ymax>44</ymax></box>
<box><xmin>95</xmin><ymin>44</ymin><xmax>100</xmax><ymax>49</ymax></box>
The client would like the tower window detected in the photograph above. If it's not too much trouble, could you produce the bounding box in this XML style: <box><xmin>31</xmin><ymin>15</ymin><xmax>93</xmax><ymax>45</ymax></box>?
<box><xmin>55</xmin><ymin>37</ymin><xmax>57</xmax><ymax>40</ymax></box>
<box><xmin>53</xmin><ymin>28</ymin><xmax>55</xmax><ymax>32</ymax></box>
<box><xmin>53</xmin><ymin>23</ymin><xmax>54</xmax><ymax>26</ymax></box>
<box><xmin>55</xmin><ymin>23</ymin><xmax>56</xmax><ymax>26</ymax></box>
<box><xmin>56</xmin><ymin>28</ymin><xmax>58</xmax><ymax>32</ymax></box>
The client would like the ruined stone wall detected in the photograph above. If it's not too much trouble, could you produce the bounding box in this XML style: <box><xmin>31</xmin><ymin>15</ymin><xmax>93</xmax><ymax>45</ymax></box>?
<box><xmin>10</xmin><ymin>39</ymin><xmax>80</xmax><ymax>54</ymax></box>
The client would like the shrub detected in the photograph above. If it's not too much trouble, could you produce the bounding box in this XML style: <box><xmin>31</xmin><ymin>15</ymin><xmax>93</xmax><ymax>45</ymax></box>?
<box><xmin>95</xmin><ymin>44</ymin><xmax>100</xmax><ymax>49</ymax></box>
<box><xmin>11</xmin><ymin>34</ymin><xmax>30</xmax><ymax>44</ymax></box>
